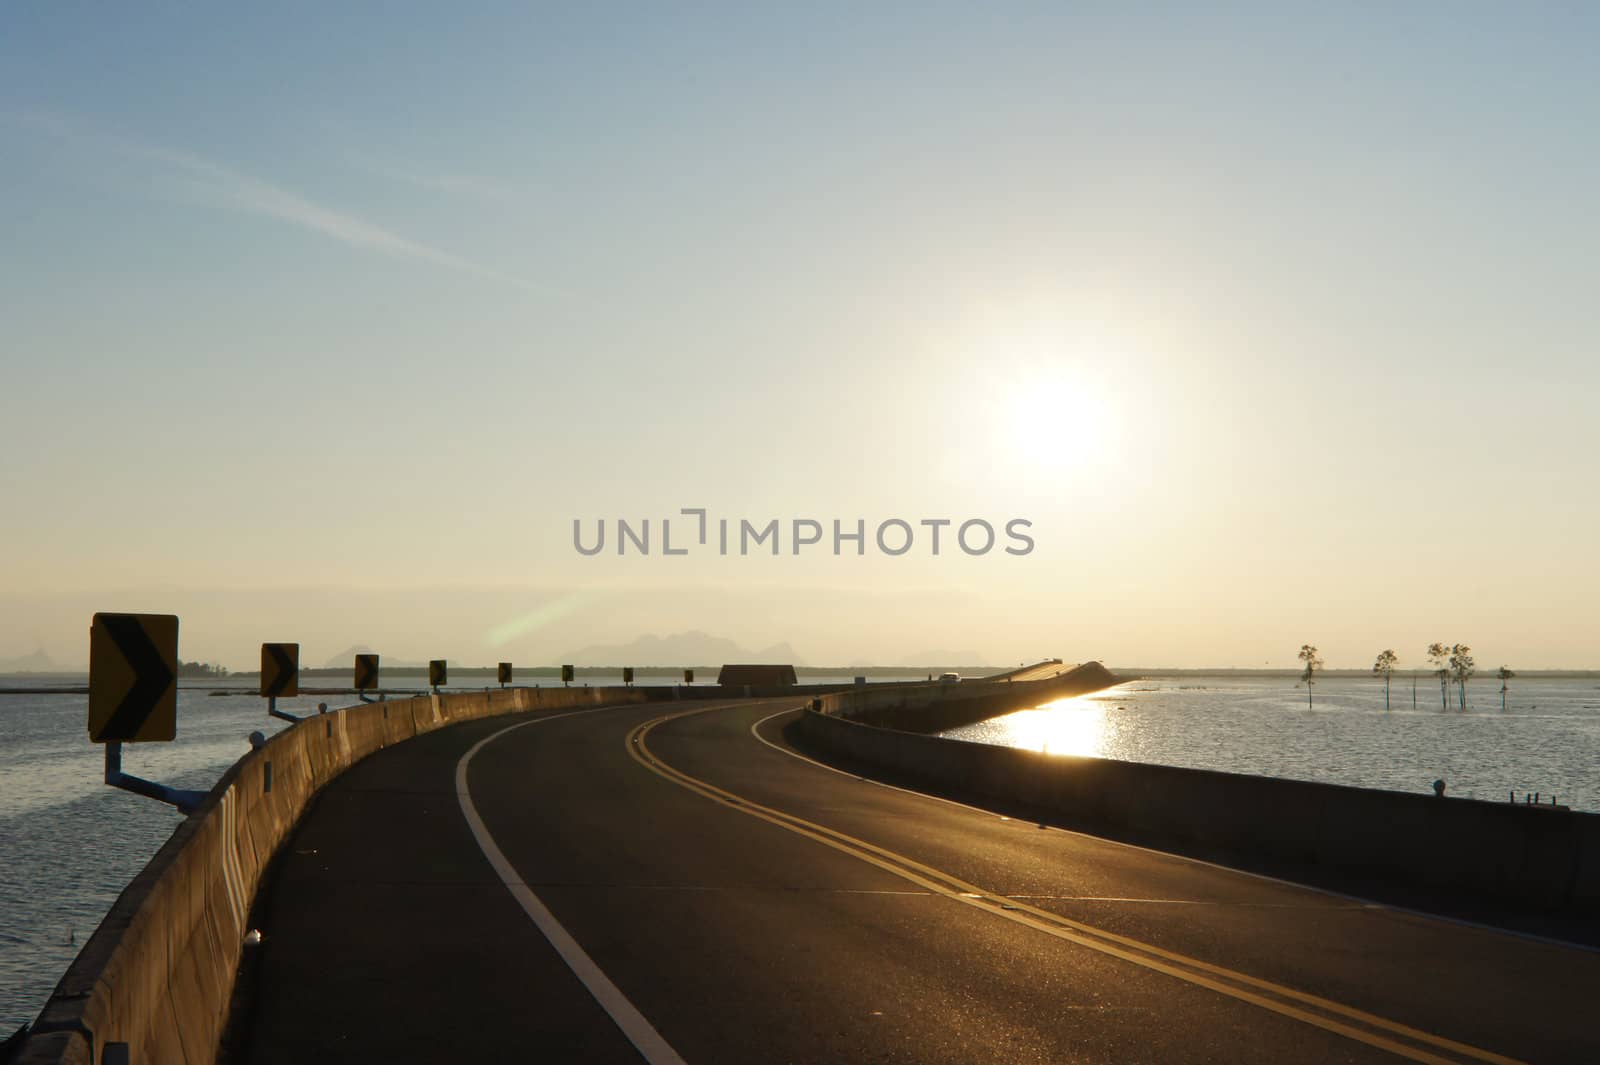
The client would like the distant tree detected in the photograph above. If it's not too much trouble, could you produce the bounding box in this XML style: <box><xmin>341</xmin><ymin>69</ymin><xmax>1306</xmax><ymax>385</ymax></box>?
<box><xmin>1372</xmin><ymin>649</ymin><xmax>1398</xmax><ymax>710</ymax></box>
<box><xmin>1426</xmin><ymin>643</ymin><xmax>1450</xmax><ymax>710</ymax></box>
<box><xmin>1448</xmin><ymin>643</ymin><xmax>1475</xmax><ymax>711</ymax></box>
<box><xmin>1497</xmin><ymin>665</ymin><xmax>1515</xmax><ymax>712</ymax></box>
<box><xmin>1298</xmin><ymin>644</ymin><xmax>1324</xmax><ymax>709</ymax></box>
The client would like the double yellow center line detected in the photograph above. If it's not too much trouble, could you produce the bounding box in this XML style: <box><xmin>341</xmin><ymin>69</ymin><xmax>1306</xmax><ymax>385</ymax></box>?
<box><xmin>626</xmin><ymin>706</ymin><xmax>1524</xmax><ymax>1065</ymax></box>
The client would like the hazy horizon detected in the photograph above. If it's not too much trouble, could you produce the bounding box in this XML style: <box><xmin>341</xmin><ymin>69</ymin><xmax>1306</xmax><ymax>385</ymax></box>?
<box><xmin>0</xmin><ymin>582</ymin><xmax>1591</xmax><ymax>675</ymax></box>
<box><xmin>5</xmin><ymin>7</ymin><xmax>1597</xmax><ymax>671</ymax></box>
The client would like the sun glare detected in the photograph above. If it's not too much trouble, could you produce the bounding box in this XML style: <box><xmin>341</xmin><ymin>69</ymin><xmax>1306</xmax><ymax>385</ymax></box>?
<box><xmin>1002</xmin><ymin>376</ymin><xmax>1109</xmax><ymax>467</ymax></box>
<box><xmin>1001</xmin><ymin>696</ymin><xmax>1108</xmax><ymax>758</ymax></box>
<box><xmin>957</xmin><ymin>309</ymin><xmax>1124</xmax><ymax>477</ymax></box>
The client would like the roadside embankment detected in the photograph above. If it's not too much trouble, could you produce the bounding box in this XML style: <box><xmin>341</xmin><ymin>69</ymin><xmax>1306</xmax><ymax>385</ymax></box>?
<box><xmin>796</xmin><ymin>693</ymin><xmax>1600</xmax><ymax>914</ymax></box>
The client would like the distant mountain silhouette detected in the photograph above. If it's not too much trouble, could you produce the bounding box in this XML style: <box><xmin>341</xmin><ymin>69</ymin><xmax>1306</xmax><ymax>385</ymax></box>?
<box><xmin>322</xmin><ymin>645</ymin><xmax>378</xmax><ymax>669</ymax></box>
<box><xmin>561</xmin><ymin>631</ymin><xmax>803</xmax><ymax>666</ymax></box>
<box><xmin>318</xmin><ymin>646</ymin><xmax>426</xmax><ymax>669</ymax></box>
<box><xmin>0</xmin><ymin>648</ymin><xmax>57</xmax><ymax>673</ymax></box>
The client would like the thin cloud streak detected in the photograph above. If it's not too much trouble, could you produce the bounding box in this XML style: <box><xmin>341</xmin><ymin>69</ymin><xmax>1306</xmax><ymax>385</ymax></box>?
<box><xmin>5</xmin><ymin>110</ymin><xmax>542</xmax><ymax>293</ymax></box>
<box><xmin>345</xmin><ymin>151</ymin><xmax>529</xmax><ymax>207</ymax></box>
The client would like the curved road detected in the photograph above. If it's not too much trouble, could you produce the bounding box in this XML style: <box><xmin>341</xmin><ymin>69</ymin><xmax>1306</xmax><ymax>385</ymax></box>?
<box><xmin>235</xmin><ymin>699</ymin><xmax>1599</xmax><ymax>1064</ymax></box>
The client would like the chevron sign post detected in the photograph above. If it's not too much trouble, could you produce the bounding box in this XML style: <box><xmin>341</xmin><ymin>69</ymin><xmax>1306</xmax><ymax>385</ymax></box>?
<box><xmin>87</xmin><ymin>612</ymin><xmax>204</xmax><ymax>811</ymax></box>
<box><xmin>261</xmin><ymin>643</ymin><xmax>300</xmax><ymax>698</ymax></box>
<box><xmin>262</xmin><ymin>642</ymin><xmax>302</xmax><ymax>722</ymax></box>
<box><xmin>88</xmin><ymin>613</ymin><xmax>178</xmax><ymax>743</ymax></box>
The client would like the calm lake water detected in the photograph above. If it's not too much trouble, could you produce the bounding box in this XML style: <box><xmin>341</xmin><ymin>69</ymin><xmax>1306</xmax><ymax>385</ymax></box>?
<box><xmin>945</xmin><ymin>674</ymin><xmax>1600</xmax><ymax>812</ymax></box>
<box><xmin>4</xmin><ymin>671</ymin><xmax>1597</xmax><ymax>1033</ymax></box>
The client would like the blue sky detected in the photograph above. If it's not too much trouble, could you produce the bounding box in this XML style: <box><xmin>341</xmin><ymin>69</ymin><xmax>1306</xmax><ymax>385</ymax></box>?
<box><xmin>4</xmin><ymin>4</ymin><xmax>1598</xmax><ymax>668</ymax></box>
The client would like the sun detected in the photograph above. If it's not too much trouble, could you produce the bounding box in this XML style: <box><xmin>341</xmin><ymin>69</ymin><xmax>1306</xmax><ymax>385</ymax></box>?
<box><xmin>1001</xmin><ymin>372</ymin><xmax>1109</xmax><ymax>468</ymax></box>
<box><xmin>940</xmin><ymin>302</ymin><xmax>1130</xmax><ymax>486</ymax></box>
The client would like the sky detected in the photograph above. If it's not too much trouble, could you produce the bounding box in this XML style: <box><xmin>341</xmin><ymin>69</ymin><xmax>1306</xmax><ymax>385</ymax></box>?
<box><xmin>3</xmin><ymin>3</ymin><xmax>1598</xmax><ymax>671</ymax></box>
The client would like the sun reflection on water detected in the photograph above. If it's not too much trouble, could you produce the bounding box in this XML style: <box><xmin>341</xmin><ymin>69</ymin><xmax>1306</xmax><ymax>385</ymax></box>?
<box><xmin>998</xmin><ymin>695</ymin><xmax>1108</xmax><ymax>757</ymax></box>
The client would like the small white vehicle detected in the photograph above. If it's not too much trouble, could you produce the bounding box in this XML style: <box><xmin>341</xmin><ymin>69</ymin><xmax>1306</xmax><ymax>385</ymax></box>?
<box><xmin>938</xmin><ymin>672</ymin><xmax>961</xmax><ymax>684</ymax></box>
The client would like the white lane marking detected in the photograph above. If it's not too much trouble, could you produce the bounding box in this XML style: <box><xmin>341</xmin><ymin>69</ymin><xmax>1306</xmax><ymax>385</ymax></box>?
<box><xmin>749</xmin><ymin>707</ymin><xmax>1600</xmax><ymax>957</ymax></box>
<box><xmin>456</xmin><ymin>707</ymin><xmax>690</xmax><ymax>1065</ymax></box>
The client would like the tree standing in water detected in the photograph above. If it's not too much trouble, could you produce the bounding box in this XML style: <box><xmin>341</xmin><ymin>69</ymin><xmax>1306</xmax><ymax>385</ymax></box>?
<box><xmin>1426</xmin><ymin>643</ymin><xmax>1450</xmax><ymax>709</ymax></box>
<box><xmin>1498</xmin><ymin>665</ymin><xmax>1515</xmax><ymax>711</ymax></box>
<box><xmin>1298</xmin><ymin>644</ymin><xmax>1324</xmax><ymax>709</ymax></box>
<box><xmin>1372</xmin><ymin>649</ymin><xmax>1398</xmax><ymax>710</ymax></box>
<box><xmin>1448</xmin><ymin>643</ymin><xmax>1475</xmax><ymax>711</ymax></box>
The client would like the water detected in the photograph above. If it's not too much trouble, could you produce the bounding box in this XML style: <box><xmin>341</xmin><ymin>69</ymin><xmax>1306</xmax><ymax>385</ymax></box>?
<box><xmin>945</xmin><ymin>674</ymin><xmax>1600</xmax><ymax>812</ymax></box>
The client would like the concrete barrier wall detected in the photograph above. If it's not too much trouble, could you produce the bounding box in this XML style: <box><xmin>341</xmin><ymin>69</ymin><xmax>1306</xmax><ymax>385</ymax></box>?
<box><xmin>15</xmin><ymin>685</ymin><xmax>669</xmax><ymax>1065</ymax></box>
<box><xmin>795</xmin><ymin>705</ymin><xmax>1600</xmax><ymax>912</ymax></box>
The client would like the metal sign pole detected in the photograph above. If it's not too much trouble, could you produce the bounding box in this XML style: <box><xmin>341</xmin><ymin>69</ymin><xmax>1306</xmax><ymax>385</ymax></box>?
<box><xmin>267</xmin><ymin>695</ymin><xmax>302</xmax><ymax>724</ymax></box>
<box><xmin>104</xmin><ymin>741</ymin><xmax>205</xmax><ymax>812</ymax></box>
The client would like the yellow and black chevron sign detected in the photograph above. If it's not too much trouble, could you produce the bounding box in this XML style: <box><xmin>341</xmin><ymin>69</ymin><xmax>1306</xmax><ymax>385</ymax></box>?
<box><xmin>261</xmin><ymin>643</ymin><xmax>299</xmax><ymax>698</ymax></box>
<box><xmin>429</xmin><ymin>659</ymin><xmax>448</xmax><ymax>687</ymax></box>
<box><xmin>684</xmin><ymin>668</ymin><xmax>694</xmax><ymax>684</ymax></box>
<box><xmin>354</xmin><ymin>654</ymin><xmax>380</xmax><ymax>691</ymax></box>
<box><xmin>561</xmin><ymin>664</ymin><xmax>575</xmax><ymax>683</ymax></box>
<box><xmin>88</xmin><ymin>612</ymin><xmax>178</xmax><ymax>743</ymax></box>
<box><xmin>497</xmin><ymin>662</ymin><xmax>512</xmax><ymax>685</ymax></box>
<box><xmin>622</xmin><ymin>667</ymin><xmax>635</xmax><ymax>685</ymax></box>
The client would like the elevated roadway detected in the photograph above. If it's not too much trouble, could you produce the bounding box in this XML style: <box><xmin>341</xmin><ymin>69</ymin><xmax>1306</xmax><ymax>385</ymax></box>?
<box><xmin>231</xmin><ymin>698</ymin><xmax>1598</xmax><ymax>1063</ymax></box>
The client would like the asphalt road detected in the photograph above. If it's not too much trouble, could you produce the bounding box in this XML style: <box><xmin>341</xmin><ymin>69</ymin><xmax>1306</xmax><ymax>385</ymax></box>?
<box><xmin>233</xmin><ymin>698</ymin><xmax>1600</xmax><ymax>1064</ymax></box>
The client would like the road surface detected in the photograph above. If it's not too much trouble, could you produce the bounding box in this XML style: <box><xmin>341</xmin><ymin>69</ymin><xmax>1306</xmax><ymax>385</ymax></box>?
<box><xmin>231</xmin><ymin>698</ymin><xmax>1599</xmax><ymax>1063</ymax></box>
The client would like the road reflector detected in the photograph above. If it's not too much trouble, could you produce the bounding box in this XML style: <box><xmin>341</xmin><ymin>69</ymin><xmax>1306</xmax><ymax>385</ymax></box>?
<box><xmin>429</xmin><ymin>659</ymin><xmax>448</xmax><ymax>687</ymax></box>
<box><xmin>354</xmin><ymin>654</ymin><xmax>380</xmax><ymax>691</ymax></box>
<box><xmin>88</xmin><ymin>613</ymin><xmax>178</xmax><ymax>743</ymax></box>
<box><xmin>260</xmin><ymin>643</ymin><xmax>299</xmax><ymax>698</ymax></box>
<box><xmin>497</xmin><ymin>662</ymin><xmax>512</xmax><ymax>685</ymax></box>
